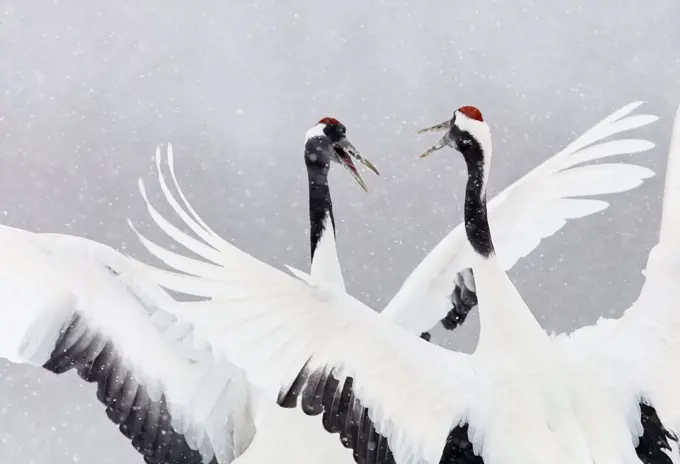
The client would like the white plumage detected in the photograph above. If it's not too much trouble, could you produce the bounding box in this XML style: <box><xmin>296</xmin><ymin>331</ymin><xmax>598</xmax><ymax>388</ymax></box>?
<box><xmin>382</xmin><ymin>101</ymin><xmax>658</xmax><ymax>335</ymax></box>
<box><xmin>0</xmin><ymin>227</ymin><xmax>255</xmax><ymax>464</ymax></box>
<box><xmin>124</xmin><ymin>102</ymin><xmax>674</xmax><ymax>463</ymax></box>
<box><xmin>0</xmin><ymin>101</ymin><xmax>664</xmax><ymax>464</ymax></box>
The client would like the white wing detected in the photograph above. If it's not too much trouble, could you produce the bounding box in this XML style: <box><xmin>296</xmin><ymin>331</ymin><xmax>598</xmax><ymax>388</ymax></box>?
<box><xmin>553</xmin><ymin>102</ymin><xmax>680</xmax><ymax>462</ymax></box>
<box><xmin>382</xmin><ymin>101</ymin><xmax>658</xmax><ymax>336</ymax></box>
<box><xmin>129</xmin><ymin>148</ymin><xmax>476</xmax><ymax>464</ymax></box>
<box><xmin>0</xmin><ymin>226</ymin><xmax>255</xmax><ymax>464</ymax></box>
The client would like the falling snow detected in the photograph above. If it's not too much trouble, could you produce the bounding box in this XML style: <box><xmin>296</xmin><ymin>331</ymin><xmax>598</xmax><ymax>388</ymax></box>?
<box><xmin>0</xmin><ymin>0</ymin><xmax>679</xmax><ymax>463</ymax></box>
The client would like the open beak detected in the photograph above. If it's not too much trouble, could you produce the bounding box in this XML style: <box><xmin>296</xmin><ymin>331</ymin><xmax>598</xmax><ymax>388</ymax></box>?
<box><xmin>416</xmin><ymin>119</ymin><xmax>453</xmax><ymax>158</ymax></box>
<box><xmin>416</xmin><ymin>119</ymin><xmax>452</xmax><ymax>134</ymax></box>
<box><xmin>334</xmin><ymin>138</ymin><xmax>379</xmax><ymax>192</ymax></box>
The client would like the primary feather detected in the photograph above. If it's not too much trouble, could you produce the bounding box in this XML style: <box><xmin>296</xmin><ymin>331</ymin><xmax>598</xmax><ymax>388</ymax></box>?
<box><xmin>0</xmin><ymin>101</ymin><xmax>661</xmax><ymax>464</ymax></box>
<box><xmin>382</xmin><ymin>101</ymin><xmax>656</xmax><ymax>335</ymax></box>
<box><xmin>0</xmin><ymin>228</ymin><xmax>255</xmax><ymax>464</ymax></box>
<box><xmin>124</xmin><ymin>103</ymin><xmax>669</xmax><ymax>464</ymax></box>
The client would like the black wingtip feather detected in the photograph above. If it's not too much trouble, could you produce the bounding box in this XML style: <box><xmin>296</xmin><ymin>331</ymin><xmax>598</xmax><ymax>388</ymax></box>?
<box><xmin>636</xmin><ymin>402</ymin><xmax>678</xmax><ymax>464</ymax></box>
<box><xmin>277</xmin><ymin>362</ymin><xmax>397</xmax><ymax>464</ymax></box>
<box><xmin>279</xmin><ymin>357</ymin><xmax>486</xmax><ymax>464</ymax></box>
<box><xmin>42</xmin><ymin>313</ymin><xmax>209</xmax><ymax>464</ymax></box>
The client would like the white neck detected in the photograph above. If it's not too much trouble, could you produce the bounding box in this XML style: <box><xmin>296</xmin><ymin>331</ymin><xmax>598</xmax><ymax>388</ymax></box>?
<box><xmin>473</xmin><ymin>258</ymin><xmax>546</xmax><ymax>354</ymax></box>
<box><xmin>310</xmin><ymin>211</ymin><xmax>346</xmax><ymax>290</ymax></box>
<box><xmin>454</xmin><ymin>116</ymin><xmax>545</xmax><ymax>353</ymax></box>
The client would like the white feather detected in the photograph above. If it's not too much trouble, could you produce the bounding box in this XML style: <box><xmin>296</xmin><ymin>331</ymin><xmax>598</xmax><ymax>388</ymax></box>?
<box><xmin>381</xmin><ymin>102</ymin><xmax>657</xmax><ymax>334</ymax></box>
<box><xmin>124</xmin><ymin>103</ymin><xmax>666</xmax><ymax>463</ymax></box>
<box><xmin>555</xmin><ymin>102</ymin><xmax>680</xmax><ymax>452</ymax></box>
<box><xmin>0</xmin><ymin>227</ymin><xmax>254</xmax><ymax>464</ymax></box>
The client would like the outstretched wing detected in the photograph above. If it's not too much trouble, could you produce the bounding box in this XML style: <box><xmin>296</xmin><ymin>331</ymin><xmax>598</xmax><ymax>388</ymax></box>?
<box><xmin>0</xmin><ymin>226</ymin><xmax>255</xmax><ymax>464</ymax></box>
<box><xmin>129</xmin><ymin>146</ymin><xmax>476</xmax><ymax>464</ymax></box>
<box><xmin>558</xmin><ymin>103</ymin><xmax>680</xmax><ymax>454</ymax></box>
<box><xmin>382</xmin><ymin>101</ymin><xmax>658</xmax><ymax>337</ymax></box>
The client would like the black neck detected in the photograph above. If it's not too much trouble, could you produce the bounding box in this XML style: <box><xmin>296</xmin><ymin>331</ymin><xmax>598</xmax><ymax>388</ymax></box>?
<box><xmin>307</xmin><ymin>165</ymin><xmax>335</xmax><ymax>261</ymax></box>
<box><xmin>463</xmin><ymin>158</ymin><xmax>495</xmax><ymax>258</ymax></box>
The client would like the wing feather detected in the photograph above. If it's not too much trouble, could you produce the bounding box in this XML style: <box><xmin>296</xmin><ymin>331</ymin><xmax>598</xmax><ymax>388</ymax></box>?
<box><xmin>0</xmin><ymin>228</ymin><xmax>254</xmax><ymax>464</ymax></box>
<box><xmin>128</xmin><ymin>148</ymin><xmax>475</xmax><ymax>463</ymax></box>
<box><xmin>381</xmin><ymin>101</ymin><xmax>658</xmax><ymax>336</ymax></box>
<box><xmin>559</xmin><ymin>103</ymin><xmax>680</xmax><ymax>443</ymax></box>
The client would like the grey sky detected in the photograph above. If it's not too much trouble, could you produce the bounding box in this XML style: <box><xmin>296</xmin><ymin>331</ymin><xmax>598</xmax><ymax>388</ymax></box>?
<box><xmin>0</xmin><ymin>0</ymin><xmax>679</xmax><ymax>462</ymax></box>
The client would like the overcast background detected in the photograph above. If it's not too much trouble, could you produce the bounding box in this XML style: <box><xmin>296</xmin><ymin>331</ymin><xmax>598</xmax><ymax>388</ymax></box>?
<box><xmin>0</xmin><ymin>0</ymin><xmax>679</xmax><ymax>462</ymax></box>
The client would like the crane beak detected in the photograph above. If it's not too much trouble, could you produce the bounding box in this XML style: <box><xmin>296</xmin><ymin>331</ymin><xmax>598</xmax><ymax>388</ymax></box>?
<box><xmin>417</xmin><ymin>119</ymin><xmax>453</xmax><ymax>158</ymax></box>
<box><xmin>418</xmin><ymin>134</ymin><xmax>451</xmax><ymax>159</ymax></box>
<box><xmin>334</xmin><ymin>138</ymin><xmax>380</xmax><ymax>192</ymax></box>
<box><xmin>416</xmin><ymin>119</ymin><xmax>452</xmax><ymax>134</ymax></box>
